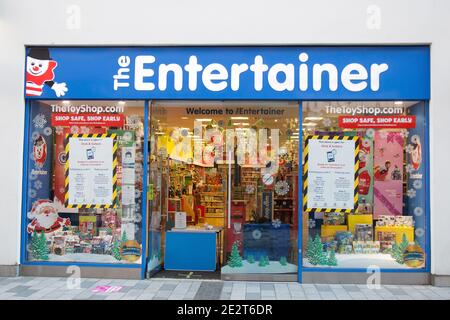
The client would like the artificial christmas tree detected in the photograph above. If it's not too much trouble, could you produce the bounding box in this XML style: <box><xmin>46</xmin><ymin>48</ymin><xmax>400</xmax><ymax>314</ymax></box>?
<box><xmin>258</xmin><ymin>256</ymin><xmax>266</xmax><ymax>267</ymax></box>
<box><xmin>279</xmin><ymin>256</ymin><xmax>287</xmax><ymax>266</ymax></box>
<box><xmin>228</xmin><ymin>241</ymin><xmax>243</xmax><ymax>267</ymax></box>
<box><xmin>31</xmin><ymin>231</ymin><xmax>49</xmax><ymax>260</ymax></box>
<box><xmin>112</xmin><ymin>239</ymin><xmax>121</xmax><ymax>260</ymax></box>
<box><xmin>306</xmin><ymin>234</ymin><xmax>328</xmax><ymax>265</ymax></box>
<box><xmin>247</xmin><ymin>255</ymin><xmax>255</xmax><ymax>264</ymax></box>
<box><xmin>327</xmin><ymin>249</ymin><xmax>338</xmax><ymax>266</ymax></box>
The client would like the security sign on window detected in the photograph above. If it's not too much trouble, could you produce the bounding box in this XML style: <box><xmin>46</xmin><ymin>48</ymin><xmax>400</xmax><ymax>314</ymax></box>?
<box><xmin>303</xmin><ymin>136</ymin><xmax>359</xmax><ymax>213</ymax></box>
<box><xmin>64</xmin><ymin>134</ymin><xmax>118</xmax><ymax>208</ymax></box>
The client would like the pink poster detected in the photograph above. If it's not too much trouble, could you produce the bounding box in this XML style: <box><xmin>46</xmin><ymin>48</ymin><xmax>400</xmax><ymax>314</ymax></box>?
<box><xmin>373</xmin><ymin>131</ymin><xmax>404</xmax><ymax>217</ymax></box>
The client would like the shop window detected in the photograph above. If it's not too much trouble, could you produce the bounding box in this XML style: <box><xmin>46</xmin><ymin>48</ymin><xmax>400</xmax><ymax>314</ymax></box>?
<box><xmin>24</xmin><ymin>100</ymin><xmax>145</xmax><ymax>264</ymax></box>
<box><xmin>302</xmin><ymin>101</ymin><xmax>427</xmax><ymax>270</ymax></box>
<box><xmin>147</xmin><ymin>102</ymin><xmax>299</xmax><ymax>275</ymax></box>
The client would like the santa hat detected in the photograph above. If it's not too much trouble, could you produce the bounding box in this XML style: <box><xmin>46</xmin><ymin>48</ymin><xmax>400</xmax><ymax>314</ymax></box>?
<box><xmin>27</xmin><ymin>199</ymin><xmax>54</xmax><ymax>219</ymax></box>
<box><xmin>28</xmin><ymin>48</ymin><xmax>52</xmax><ymax>61</ymax></box>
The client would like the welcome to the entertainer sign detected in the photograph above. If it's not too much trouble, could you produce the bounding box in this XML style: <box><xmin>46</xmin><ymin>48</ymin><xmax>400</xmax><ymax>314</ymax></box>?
<box><xmin>25</xmin><ymin>46</ymin><xmax>430</xmax><ymax>100</ymax></box>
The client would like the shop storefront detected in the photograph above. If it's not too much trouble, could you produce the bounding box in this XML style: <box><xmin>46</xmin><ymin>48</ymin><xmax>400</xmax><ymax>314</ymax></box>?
<box><xmin>20</xmin><ymin>46</ymin><xmax>430</xmax><ymax>283</ymax></box>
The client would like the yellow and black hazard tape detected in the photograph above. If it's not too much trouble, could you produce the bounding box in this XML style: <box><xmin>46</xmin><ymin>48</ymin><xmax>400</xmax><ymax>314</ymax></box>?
<box><xmin>64</xmin><ymin>133</ymin><xmax>118</xmax><ymax>209</ymax></box>
<box><xmin>302</xmin><ymin>135</ymin><xmax>359</xmax><ymax>214</ymax></box>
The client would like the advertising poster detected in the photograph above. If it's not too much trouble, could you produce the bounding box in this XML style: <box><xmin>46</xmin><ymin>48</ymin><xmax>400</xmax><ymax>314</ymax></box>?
<box><xmin>305</xmin><ymin>136</ymin><xmax>357</xmax><ymax>212</ymax></box>
<box><xmin>373</xmin><ymin>131</ymin><xmax>404</xmax><ymax>217</ymax></box>
<box><xmin>66</xmin><ymin>135</ymin><xmax>116</xmax><ymax>207</ymax></box>
<box><xmin>357</xmin><ymin>131</ymin><xmax>374</xmax><ymax>214</ymax></box>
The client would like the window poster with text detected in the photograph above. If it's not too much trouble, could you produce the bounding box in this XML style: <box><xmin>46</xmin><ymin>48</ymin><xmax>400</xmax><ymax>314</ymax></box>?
<box><xmin>303</xmin><ymin>136</ymin><xmax>359</xmax><ymax>213</ymax></box>
<box><xmin>64</xmin><ymin>134</ymin><xmax>118</xmax><ymax>209</ymax></box>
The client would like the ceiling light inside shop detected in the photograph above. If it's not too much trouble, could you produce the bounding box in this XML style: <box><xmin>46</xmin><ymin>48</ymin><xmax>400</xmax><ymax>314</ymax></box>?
<box><xmin>196</xmin><ymin>119</ymin><xmax>212</xmax><ymax>122</ymax></box>
<box><xmin>394</xmin><ymin>101</ymin><xmax>404</xmax><ymax>105</ymax></box>
<box><xmin>118</xmin><ymin>101</ymin><xmax>126</xmax><ymax>105</ymax></box>
<box><xmin>62</xmin><ymin>100</ymin><xmax>70</xmax><ymax>104</ymax></box>
<box><xmin>302</xmin><ymin>122</ymin><xmax>317</xmax><ymax>127</ymax></box>
<box><xmin>233</xmin><ymin>122</ymin><xmax>249</xmax><ymax>126</ymax></box>
<box><xmin>231</xmin><ymin>117</ymin><xmax>249</xmax><ymax>120</ymax></box>
<box><xmin>304</xmin><ymin>117</ymin><xmax>323</xmax><ymax>121</ymax></box>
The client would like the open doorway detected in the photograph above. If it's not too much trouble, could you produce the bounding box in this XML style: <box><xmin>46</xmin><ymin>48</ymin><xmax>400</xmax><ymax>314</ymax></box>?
<box><xmin>146</xmin><ymin>101</ymin><xmax>300</xmax><ymax>281</ymax></box>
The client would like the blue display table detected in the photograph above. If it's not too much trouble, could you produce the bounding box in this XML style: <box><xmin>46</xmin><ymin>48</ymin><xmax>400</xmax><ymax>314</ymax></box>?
<box><xmin>164</xmin><ymin>228</ymin><xmax>220</xmax><ymax>271</ymax></box>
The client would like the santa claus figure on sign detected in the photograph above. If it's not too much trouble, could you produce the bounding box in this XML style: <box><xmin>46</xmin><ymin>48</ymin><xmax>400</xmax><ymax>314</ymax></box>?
<box><xmin>25</xmin><ymin>48</ymin><xmax>68</xmax><ymax>97</ymax></box>
<box><xmin>27</xmin><ymin>199</ymin><xmax>71</xmax><ymax>234</ymax></box>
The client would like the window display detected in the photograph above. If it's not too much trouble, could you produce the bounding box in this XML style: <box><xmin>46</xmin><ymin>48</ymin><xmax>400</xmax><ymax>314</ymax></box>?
<box><xmin>25</xmin><ymin>100</ymin><xmax>144</xmax><ymax>264</ymax></box>
<box><xmin>147</xmin><ymin>102</ymin><xmax>299</xmax><ymax>275</ymax></box>
<box><xmin>302</xmin><ymin>101</ymin><xmax>427</xmax><ymax>269</ymax></box>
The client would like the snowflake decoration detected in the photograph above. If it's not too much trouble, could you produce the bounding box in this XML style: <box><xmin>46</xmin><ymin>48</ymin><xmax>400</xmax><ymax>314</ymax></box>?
<box><xmin>406</xmin><ymin>188</ymin><xmax>416</xmax><ymax>199</ymax></box>
<box><xmin>55</xmin><ymin>126</ymin><xmax>64</xmax><ymax>135</ymax></box>
<box><xmin>415</xmin><ymin>228</ymin><xmax>425</xmax><ymax>238</ymax></box>
<box><xmin>365</xmin><ymin>128</ymin><xmax>375</xmax><ymax>139</ymax></box>
<box><xmin>413</xmin><ymin>207</ymin><xmax>423</xmax><ymax>217</ymax></box>
<box><xmin>405</xmin><ymin>144</ymin><xmax>414</xmax><ymax>154</ymax></box>
<box><xmin>400</xmin><ymin>129</ymin><xmax>409</xmax><ymax>139</ymax></box>
<box><xmin>32</xmin><ymin>114</ymin><xmax>47</xmax><ymax>129</ymax></box>
<box><xmin>80</xmin><ymin>126</ymin><xmax>90</xmax><ymax>134</ymax></box>
<box><xmin>322</xmin><ymin>118</ymin><xmax>332</xmax><ymax>127</ymax></box>
<box><xmin>181</xmin><ymin>128</ymin><xmax>189</xmax><ymax>137</ymax></box>
<box><xmin>274</xmin><ymin>180</ymin><xmax>290</xmax><ymax>196</ymax></box>
<box><xmin>245</xmin><ymin>184</ymin><xmax>255</xmax><ymax>194</ymax></box>
<box><xmin>413</xmin><ymin>179</ymin><xmax>422</xmax><ymax>190</ymax></box>
<box><xmin>308</xmin><ymin>219</ymin><xmax>316</xmax><ymax>229</ymax></box>
<box><xmin>29</xmin><ymin>173</ymin><xmax>38</xmax><ymax>181</ymax></box>
<box><xmin>43</xmin><ymin>126</ymin><xmax>53</xmax><ymax>136</ymax></box>
<box><xmin>33</xmin><ymin>180</ymin><xmax>42</xmax><ymax>190</ymax></box>
<box><xmin>70</xmin><ymin>126</ymin><xmax>79</xmax><ymax>134</ymax></box>
<box><xmin>271</xmin><ymin>219</ymin><xmax>281</xmax><ymax>228</ymax></box>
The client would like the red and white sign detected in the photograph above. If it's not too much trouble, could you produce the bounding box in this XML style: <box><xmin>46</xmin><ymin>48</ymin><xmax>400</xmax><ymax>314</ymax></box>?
<box><xmin>339</xmin><ymin>116</ymin><xmax>416</xmax><ymax>129</ymax></box>
<box><xmin>51</xmin><ymin>113</ymin><xmax>124</xmax><ymax>127</ymax></box>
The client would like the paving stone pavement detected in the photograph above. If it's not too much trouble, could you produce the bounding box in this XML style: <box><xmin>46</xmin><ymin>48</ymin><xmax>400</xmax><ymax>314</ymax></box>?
<box><xmin>0</xmin><ymin>276</ymin><xmax>449</xmax><ymax>300</ymax></box>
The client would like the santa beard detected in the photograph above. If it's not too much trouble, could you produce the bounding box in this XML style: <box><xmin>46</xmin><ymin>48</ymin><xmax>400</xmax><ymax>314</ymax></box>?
<box><xmin>36</xmin><ymin>212</ymin><xmax>58</xmax><ymax>229</ymax></box>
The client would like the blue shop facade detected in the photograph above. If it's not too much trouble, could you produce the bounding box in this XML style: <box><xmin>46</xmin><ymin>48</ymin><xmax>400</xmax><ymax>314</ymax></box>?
<box><xmin>21</xmin><ymin>46</ymin><xmax>431</xmax><ymax>283</ymax></box>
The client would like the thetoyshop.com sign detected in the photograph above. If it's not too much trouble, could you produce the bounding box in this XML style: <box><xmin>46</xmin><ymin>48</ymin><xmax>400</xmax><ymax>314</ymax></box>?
<box><xmin>338</xmin><ymin>115</ymin><xmax>416</xmax><ymax>129</ymax></box>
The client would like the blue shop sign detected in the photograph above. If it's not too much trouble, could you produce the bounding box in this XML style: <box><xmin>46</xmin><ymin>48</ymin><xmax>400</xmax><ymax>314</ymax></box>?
<box><xmin>24</xmin><ymin>46</ymin><xmax>429</xmax><ymax>100</ymax></box>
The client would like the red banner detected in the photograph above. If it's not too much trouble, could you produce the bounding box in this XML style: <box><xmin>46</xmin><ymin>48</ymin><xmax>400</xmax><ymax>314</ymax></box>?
<box><xmin>339</xmin><ymin>116</ymin><xmax>416</xmax><ymax>129</ymax></box>
<box><xmin>51</xmin><ymin>113</ymin><xmax>124</xmax><ymax>127</ymax></box>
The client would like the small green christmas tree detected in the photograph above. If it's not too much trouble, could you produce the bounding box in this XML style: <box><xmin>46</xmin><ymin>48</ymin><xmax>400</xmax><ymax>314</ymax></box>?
<box><xmin>279</xmin><ymin>256</ymin><xmax>287</xmax><ymax>266</ymax></box>
<box><xmin>228</xmin><ymin>241</ymin><xmax>243</xmax><ymax>267</ymax></box>
<box><xmin>327</xmin><ymin>249</ymin><xmax>338</xmax><ymax>266</ymax></box>
<box><xmin>258</xmin><ymin>256</ymin><xmax>266</xmax><ymax>267</ymax></box>
<box><xmin>391</xmin><ymin>233</ymin><xmax>409</xmax><ymax>264</ymax></box>
<box><xmin>112</xmin><ymin>239</ymin><xmax>121</xmax><ymax>260</ymax></box>
<box><xmin>247</xmin><ymin>255</ymin><xmax>255</xmax><ymax>264</ymax></box>
<box><xmin>307</xmin><ymin>234</ymin><xmax>328</xmax><ymax>265</ymax></box>
<box><xmin>121</xmin><ymin>231</ymin><xmax>128</xmax><ymax>244</ymax></box>
<box><xmin>264</xmin><ymin>255</ymin><xmax>270</xmax><ymax>266</ymax></box>
<box><xmin>31</xmin><ymin>231</ymin><xmax>49</xmax><ymax>261</ymax></box>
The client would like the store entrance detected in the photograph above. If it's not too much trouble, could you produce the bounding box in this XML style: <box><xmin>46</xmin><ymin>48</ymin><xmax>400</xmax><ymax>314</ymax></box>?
<box><xmin>146</xmin><ymin>101</ymin><xmax>300</xmax><ymax>281</ymax></box>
